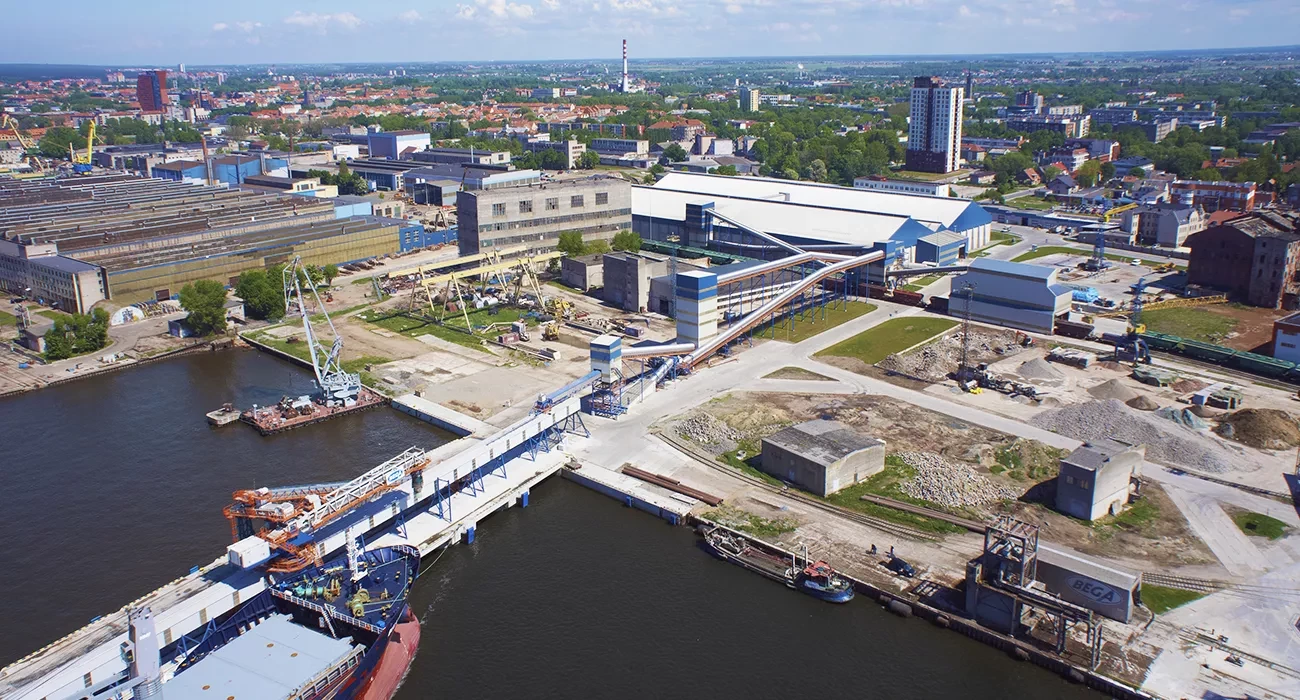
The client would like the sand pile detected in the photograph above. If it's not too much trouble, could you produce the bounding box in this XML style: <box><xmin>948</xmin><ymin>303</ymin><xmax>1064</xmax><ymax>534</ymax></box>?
<box><xmin>1126</xmin><ymin>395</ymin><xmax>1160</xmax><ymax>411</ymax></box>
<box><xmin>1088</xmin><ymin>378</ymin><xmax>1140</xmax><ymax>402</ymax></box>
<box><xmin>1016</xmin><ymin>357</ymin><xmax>1065</xmax><ymax>382</ymax></box>
<box><xmin>1216</xmin><ymin>409</ymin><xmax>1300</xmax><ymax>450</ymax></box>
<box><xmin>1171</xmin><ymin>377</ymin><xmax>1210</xmax><ymax>394</ymax></box>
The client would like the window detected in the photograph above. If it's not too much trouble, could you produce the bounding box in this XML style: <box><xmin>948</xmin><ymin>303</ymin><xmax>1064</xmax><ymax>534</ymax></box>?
<box><xmin>595</xmin><ymin>192</ymin><xmax>609</xmax><ymax>205</ymax></box>
<box><xmin>571</xmin><ymin>195</ymin><xmax>584</xmax><ymax>208</ymax></box>
<box><xmin>545</xmin><ymin>198</ymin><xmax>559</xmax><ymax>211</ymax></box>
<box><xmin>492</xmin><ymin>203</ymin><xmax>506</xmax><ymax>217</ymax></box>
<box><xmin>519</xmin><ymin>200</ymin><xmax>533</xmax><ymax>214</ymax></box>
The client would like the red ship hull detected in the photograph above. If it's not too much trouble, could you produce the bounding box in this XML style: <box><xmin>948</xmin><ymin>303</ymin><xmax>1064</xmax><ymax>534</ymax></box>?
<box><xmin>358</xmin><ymin>610</ymin><xmax>421</xmax><ymax>700</ymax></box>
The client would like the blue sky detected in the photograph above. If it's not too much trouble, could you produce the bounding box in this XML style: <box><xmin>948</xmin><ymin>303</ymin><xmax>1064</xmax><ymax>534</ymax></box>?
<box><xmin>2</xmin><ymin>0</ymin><xmax>1298</xmax><ymax>65</ymax></box>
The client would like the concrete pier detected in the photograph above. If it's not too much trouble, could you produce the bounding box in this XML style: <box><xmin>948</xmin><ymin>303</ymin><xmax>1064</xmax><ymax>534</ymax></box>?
<box><xmin>392</xmin><ymin>393</ymin><xmax>496</xmax><ymax>436</ymax></box>
<box><xmin>562</xmin><ymin>463</ymin><xmax>697</xmax><ymax>525</ymax></box>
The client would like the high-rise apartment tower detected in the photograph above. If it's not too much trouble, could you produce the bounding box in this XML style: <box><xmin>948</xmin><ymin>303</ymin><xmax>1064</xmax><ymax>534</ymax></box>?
<box><xmin>905</xmin><ymin>76</ymin><xmax>963</xmax><ymax>174</ymax></box>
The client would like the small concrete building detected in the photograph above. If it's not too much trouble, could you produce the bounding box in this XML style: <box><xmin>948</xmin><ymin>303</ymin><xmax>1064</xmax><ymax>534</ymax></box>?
<box><xmin>1055</xmin><ymin>439</ymin><xmax>1144</xmax><ymax>521</ymax></box>
<box><xmin>602</xmin><ymin>251</ymin><xmax>670</xmax><ymax>312</ymax></box>
<box><xmin>561</xmin><ymin>253</ymin><xmax>605</xmax><ymax>291</ymax></box>
<box><xmin>760</xmin><ymin>419</ymin><xmax>885</xmax><ymax>497</ymax></box>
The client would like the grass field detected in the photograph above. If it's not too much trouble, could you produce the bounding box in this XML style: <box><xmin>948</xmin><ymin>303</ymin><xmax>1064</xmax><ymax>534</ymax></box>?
<box><xmin>355</xmin><ymin>310</ymin><xmax>491</xmax><ymax>352</ymax></box>
<box><xmin>1139</xmin><ymin>307</ymin><xmax>1238</xmax><ymax>342</ymax></box>
<box><xmin>752</xmin><ymin>301</ymin><xmax>877</xmax><ymax>343</ymax></box>
<box><xmin>902</xmin><ymin>274</ymin><xmax>942</xmax><ymax>292</ymax></box>
<box><xmin>1141</xmin><ymin>584</ymin><xmax>1205</xmax><ymax>614</ymax></box>
<box><xmin>891</xmin><ymin>169</ymin><xmax>963</xmax><ymax>182</ymax></box>
<box><xmin>1008</xmin><ymin>196</ymin><xmax>1054</xmax><ymax>211</ymax></box>
<box><xmin>0</xmin><ymin>310</ymin><xmax>15</xmax><ymax>327</ymax></box>
<box><xmin>815</xmin><ymin>317</ymin><xmax>958</xmax><ymax>365</ymax></box>
<box><xmin>1233</xmin><ymin>511</ymin><xmax>1289</xmax><ymax>540</ymax></box>
<box><xmin>989</xmin><ymin>231</ymin><xmax>1021</xmax><ymax>246</ymax></box>
<box><xmin>38</xmin><ymin>309</ymin><xmax>72</xmax><ymax>321</ymax></box>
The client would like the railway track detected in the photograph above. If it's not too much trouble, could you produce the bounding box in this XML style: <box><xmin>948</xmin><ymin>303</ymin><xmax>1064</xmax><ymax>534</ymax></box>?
<box><xmin>1142</xmin><ymin>572</ymin><xmax>1300</xmax><ymax>600</ymax></box>
<box><xmin>1147</xmin><ymin>349</ymin><xmax>1299</xmax><ymax>390</ymax></box>
<box><xmin>656</xmin><ymin>431</ymin><xmax>942</xmax><ymax>542</ymax></box>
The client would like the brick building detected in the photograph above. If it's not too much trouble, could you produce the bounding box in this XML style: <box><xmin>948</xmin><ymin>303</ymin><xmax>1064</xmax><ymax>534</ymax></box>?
<box><xmin>1185</xmin><ymin>211</ymin><xmax>1300</xmax><ymax>309</ymax></box>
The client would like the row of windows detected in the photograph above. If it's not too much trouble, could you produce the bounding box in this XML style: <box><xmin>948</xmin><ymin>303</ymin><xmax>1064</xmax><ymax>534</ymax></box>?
<box><xmin>482</xmin><ymin>223</ymin><xmax>624</xmax><ymax>250</ymax></box>
<box><xmin>490</xmin><ymin>192</ymin><xmax>611</xmax><ymax>217</ymax></box>
<box><xmin>478</xmin><ymin>208</ymin><xmax>632</xmax><ymax>234</ymax></box>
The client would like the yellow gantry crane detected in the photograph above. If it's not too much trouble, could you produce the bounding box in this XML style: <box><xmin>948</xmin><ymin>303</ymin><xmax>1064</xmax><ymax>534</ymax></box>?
<box><xmin>1</xmin><ymin>113</ymin><xmax>46</xmax><ymax>176</ymax></box>
<box><xmin>70</xmin><ymin>122</ymin><xmax>96</xmax><ymax>174</ymax></box>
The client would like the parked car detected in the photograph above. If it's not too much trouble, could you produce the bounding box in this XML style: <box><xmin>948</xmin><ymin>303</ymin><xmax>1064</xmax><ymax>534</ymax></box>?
<box><xmin>884</xmin><ymin>554</ymin><xmax>917</xmax><ymax>578</ymax></box>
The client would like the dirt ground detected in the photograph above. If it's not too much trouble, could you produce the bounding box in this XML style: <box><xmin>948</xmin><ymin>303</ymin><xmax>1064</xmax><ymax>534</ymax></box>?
<box><xmin>1202</xmin><ymin>304</ymin><xmax>1292</xmax><ymax>353</ymax></box>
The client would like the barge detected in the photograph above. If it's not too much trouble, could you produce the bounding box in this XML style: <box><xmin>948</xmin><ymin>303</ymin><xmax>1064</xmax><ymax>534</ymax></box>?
<box><xmin>701</xmin><ymin>526</ymin><xmax>855</xmax><ymax>603</ymax></box>
<box><xmin>241</xmin><ymin>386</ymin><xmax>389</xmax><ymax>436</ymax></box>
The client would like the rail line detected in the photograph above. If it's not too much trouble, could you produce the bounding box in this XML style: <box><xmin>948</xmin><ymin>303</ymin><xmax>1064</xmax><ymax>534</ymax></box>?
<box><xmin>1142</xmin><ymin>573</ymin><xmax>1300</xmax><ymax>600</ymax></box>
<box><xmin>656</xmin><ymin>431</ymin><xmax>941</xmax><ymax>542</ymax></box>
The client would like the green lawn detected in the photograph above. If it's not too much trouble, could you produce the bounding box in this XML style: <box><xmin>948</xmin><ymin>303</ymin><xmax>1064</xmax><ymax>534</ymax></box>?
<box><xmin>38</xmin><ymin>309</ymin><xmax>72</xmax><ymax>321</ymax></box>
<box><xmin>815</xmin><ymin>317</ymin><xmax>959</xmax><ymax>365</ymax></box>
<box><xmin>1142</xmin><ymin>584</ymin><xmax>1205</xmax><ymax>614</ymax></box>
<box><xmin>1008</xmin><ymin>197</ymin><xmax>1054</xmax><ymax>211</ymax></box>
<box><xmin>0</xmin><ymin>309</ymin><xmax>15</xmax><ymax>327</ymax></box>
<box><xmin>902</xmin><ymin>274</ymin><xmax>942</xmax><ymax>292</ymax></box>
<box><xmin>355</xmin><ymin>309</ymin><xmax>491</xmax><ymax>353</ymax></box>
<box><xmin>892</xmin><ymin>169</ymin><xmax>964</xmax><ymax>182</ymax></box>
<box><xmin>1232</xmin><ymin>511</ymin><xmax>1289</xmax><ymax>540</ymax></box>
<box><xmin>340</xmin><ymin>355</ymin><xmax>391</xmax><ymax>373</ymax></box>
<box><xmin>1139</xmin><ymin>307</ymin><xmax>1238</xmax><ymax>342</ymax></box>
<box><xmin>244</xmin><ymin>331</ymin><xmax>313</xmax><ymax>364</ymax></box>
<box><xmin>989</xmin><ymin>231</ymin><xmax>1021</xmax><ymax>246</ymax></box>
<box><xmin>751</xmin><ymin>301</ymin><xmax>876</xmax><ymax>343</ymax></box>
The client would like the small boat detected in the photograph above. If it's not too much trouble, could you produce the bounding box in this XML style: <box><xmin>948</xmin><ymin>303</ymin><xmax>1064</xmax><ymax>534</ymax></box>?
<box><xmin>701</xmin><ymin>526</ymin><xmax>855</xmax><ymax>604</ymax></box>
<box><xmin>789</xmin><ymin>560</ymin><xmax>856</xmax><ymax>604</ymax></box>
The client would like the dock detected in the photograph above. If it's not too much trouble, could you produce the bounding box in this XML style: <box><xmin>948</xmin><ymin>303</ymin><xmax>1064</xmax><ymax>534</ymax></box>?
<box><xmin>391</xmin><ymin>393</ymin><xmax>495</xmax><ymax>437</ymax></box>
<box><xmin>205</xmin><ymin>406</ymin><xmax>241</xmax><ymax>427</ymax></box>
<box><xmin>561</xmin><ymin>462</ymin><xmax>697</xmax><ymax>525</ymax></box>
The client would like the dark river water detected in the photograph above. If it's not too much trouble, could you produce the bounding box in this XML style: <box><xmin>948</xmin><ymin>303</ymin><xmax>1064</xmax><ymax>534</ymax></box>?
<box><xmin>0</xmin><ymin>350</ymin><xmax>1098</xmax><ymax>698</ymax></box>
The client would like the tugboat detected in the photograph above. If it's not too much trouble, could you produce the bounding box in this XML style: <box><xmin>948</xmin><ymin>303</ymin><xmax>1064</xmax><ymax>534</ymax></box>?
<box><xmin>701</xmin><ymin>526</ymin><xmax>855</xmax><ymax>604</ymax></box>
<box><xmin>789</xmin><ymin>559</ymin><xmax>856</xmax><ymax>603</ymax></box>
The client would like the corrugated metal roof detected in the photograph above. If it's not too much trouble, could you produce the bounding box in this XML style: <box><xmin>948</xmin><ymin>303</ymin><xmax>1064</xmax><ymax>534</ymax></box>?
<box><xmin>918</xmin><ymin>230</ymin><xmax>967</xmax><ymax>246</ymax></box>
<box><xmin>970</xmin><ymin>257</ymin><xmax>1055</xmax><ymax>280</ymax></box>
<box><xmin>162</xmin><ymin>614</ymin><xmax>360</xmax><ymax>700</ymax></box>
<box><xmin>1039</xmin><ymin>543</ymin><xmax>1140</xmax><ymax>591</ymax></box>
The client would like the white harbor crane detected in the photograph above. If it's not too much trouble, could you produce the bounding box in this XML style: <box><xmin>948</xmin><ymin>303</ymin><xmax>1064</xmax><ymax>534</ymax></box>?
<box><xmin>284</xmin><ymin>256</ymin><xmax>361</xmax><ymax>404</ymax></box>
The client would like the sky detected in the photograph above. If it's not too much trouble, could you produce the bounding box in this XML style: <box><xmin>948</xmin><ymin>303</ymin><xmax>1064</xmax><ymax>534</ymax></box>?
<box><xmin>2</xmin><ymin>0</ymin><xmax>1299</xmax><ymax>66</ymax></box>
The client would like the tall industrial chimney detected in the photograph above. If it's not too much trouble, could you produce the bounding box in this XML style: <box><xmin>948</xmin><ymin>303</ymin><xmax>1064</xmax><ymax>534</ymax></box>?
<box><xmin>621</xmin><ymin>39</ymin><xmax>629</xmax><ymax>93</ymax></box>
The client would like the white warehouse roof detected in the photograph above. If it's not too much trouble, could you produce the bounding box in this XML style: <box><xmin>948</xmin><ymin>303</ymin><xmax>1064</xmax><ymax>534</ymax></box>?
<box><xmin>632</xmin><ymin>186</ymin><xmax>932</xmax><ymax>246</ymax></box>
<box><xmin>652</xmin><ymin>172</ymin><xmax>992</xmax><ymax>232</ymax></box>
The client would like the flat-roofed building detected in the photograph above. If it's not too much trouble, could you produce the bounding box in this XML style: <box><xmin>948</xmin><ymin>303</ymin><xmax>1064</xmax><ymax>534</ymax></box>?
<box><xmin>457</xmin><ymin>176</ymin><xmax>631</xmax><ymax>257</ymax></box>
<box><xmin>0</xmin><ymin>240</ymin><xmax>107</xmax><ymax>313</ymax></box>
<box><xmin>761</xmin><ymin>419</ymin><xmax>886</xmax><ymax>496</ymax></box>
<box><xmin>948</xmin><ymin>258</ymin><xmax>1073</xmax><ymax>333</ymax></box>
<box><xmin>591</xmin><ymin>138</ymin><xmax>649</xmax><ymax>156</ymax></box>
<box><xmin>1056</xmin><ymin>439</ymin><xmax>1145</xmax><ymax>521</ymax></box>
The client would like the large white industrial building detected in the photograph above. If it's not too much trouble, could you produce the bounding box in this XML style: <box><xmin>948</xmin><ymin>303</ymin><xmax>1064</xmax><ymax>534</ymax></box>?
<box><xmin>632</xmin><ymin>172</ymin><xmax>992</xmax><ymax>265</ymax></box>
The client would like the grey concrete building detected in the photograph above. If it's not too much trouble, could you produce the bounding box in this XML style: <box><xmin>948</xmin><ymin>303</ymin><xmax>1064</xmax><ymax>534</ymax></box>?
<box><xmin>602</xmin><ymin>251</ymin><xmax>670</xmax><ymax>312</ymax></box>
<box><xmin>560</xmin><ymin>253</ymin><xmax>605</xmax><ymax>291</ymax></box>
<box><xmin>948</xmin><ymin>259</ymin><xmax>1073</xmax><ymax>334</ymax></box>
<box><xmin>457</xmin><ymin>177</ymin><xmax>632</xmax><ymax>257</ymax></box>
<box><xmin>1056</xmin><ymin>439</ymin><xmax>1145</xmax><ymax>521</ymax></box>
<box><xmin>760</xmin><ymin>419</ymin><xmax>886</xmax><ymax>497</ymax></box>
<box><xmin>0</xmin><ymin>240</ymin><xmax>107</xmax><ymax>313</ymax></box>
<box><xmin>1120</xmin><ymin>202</ymin><xmax>1206</xmax><ymax>247</ymax></box>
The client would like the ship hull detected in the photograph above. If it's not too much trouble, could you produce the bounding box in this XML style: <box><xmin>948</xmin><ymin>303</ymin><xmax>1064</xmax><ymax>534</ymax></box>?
<box><xmin>357</xmin><ymin>608</ymin><xmax>421</xmax><ymax>700</ymax></box>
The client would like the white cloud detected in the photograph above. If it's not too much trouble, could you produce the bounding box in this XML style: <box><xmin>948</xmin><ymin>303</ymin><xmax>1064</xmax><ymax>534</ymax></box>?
<box><xmin>542</xmin><ymin>0</ymin><xmax>561</xmax><ymax>8</ymax></box>
<box><xmin>398</xmin><ymin>9</ymin><xmax>423</xmax><ymax>21</ymax></box>
<box><xmin>235</xmin><ymin>21</ymin><xmax>263</xmax><ymax>32</ymax></box>
<box><xmin>726</xmin><ymin>3</ymin><xmax>742</xmax><ymax>12</ymax></box>
<box><xmin>283</xmin><ymin>11</ymin><xmax>364</xmax><ymax>33</ymax></box>
<box><xmin>456</xmin><ymin>0</ymin><xmax>538</xmax><ymax>21</ymax></box>
<box><xmin>958</xmin><ymin>4</ymin><xmax>974</xmax><ymax>16</ymax></box>
<box><xmin>211</xmin><ymin>22</ymin><xmax>229</xmax><ymax>31</ymax></box>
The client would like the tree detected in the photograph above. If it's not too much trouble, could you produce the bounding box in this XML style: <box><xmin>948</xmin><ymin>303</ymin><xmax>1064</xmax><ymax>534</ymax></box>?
<box><xmin>1100</xmin><ymin>161</ymin><xmax>1117</xmax><ymax>181</ymax></box>
<box><xmin>225</xmin><ymin>123</ymin><xmax>250</xmax><ymax>141</ymax></box>
<box><xmin>1193</xmin><ymin>167</ymin><xmax>1223</xmax><ymax>181</ymax></box>
<box><xmin>43</xmin><ymin>309</ymin><xmax>109</xmax><ymax>360</ymax></box>
<box><xmin>649</xmin><ymin>163</ymin><xmax>666</xmax><ymax>175</ymax></box>
<box><xmin>1076</xmin><ymin>160</ymin><xmax>1102</xmax><ymax>187</ymax></box>
<box><xmin>611</xmin><ymin>230</ymin><xmax>642</xmax><ymax>252</ymax></box>
<box><xmin>715</xmin><ymin>164</ymin><xmax>738</xmax><ymax>176</ymax></box>
<box><xmin>304</xmin><ymin>265</ymin><xmax>325</xmax><ymax>286</ymax></box>
<box><xmin>1128</xmin><ymin>166</ymin><xmax>1148</xmax><ymax>178</ymax></box>
<box><xmin>804</xmin><ymin>159</ymin><xmax>828</xmax><ymax>182</ymax></box>
<box><xmin>235</xmin><ymin>269</ymin><xmax>285</xmax><ymax>321</ymax></box>
<box><xmin>38</xmin><ymin>127</ymin><xmax>83</xmax><ymax>159</ymax></box>
<box><xmin>43</xmin><ymin>319</ymin><xmax>73</xmax><ymax>361</ymax></box>
<box><xmin>577</xmin><ymin>150</ymin><xmax>601</xmax><ymax>169</ymax></box>
<box><xmin>642</xmin><ymin>173</ymin><xmax>656</xmax><ymax>184</ymax></box>
<box><xmin>556</xmin><ymin>231</ymin><xmax>586</xmax><ymax>257</ymax></box>
<box><xmin>663</xmin><ymin>143</ymin><xmax>688</xmax><ymax>163</ymax></box>
<box><xmin>179</xmin><ymin>280</ymin><xmax>229</xmax><ymax>336</ymax></box>
<box><xmin>323</xmin><ymin>264</ymin><xmax>339</xmax><ymax>285</ymax></box>
<box><xmin>1043</xmin><ymin>165</ymin><xmax>1064</xmax><ymax>182</ymax></box>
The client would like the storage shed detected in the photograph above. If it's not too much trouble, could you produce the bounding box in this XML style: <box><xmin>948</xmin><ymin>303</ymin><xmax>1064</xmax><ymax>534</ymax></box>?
<box><xmin>948</xmin><ymin>258</ymin><xmax>1073</xmax><ymax>334</ymax></box>
<box><xmin>760</xmin><ymin>419</ymin><xmax>885</xmax><ymax>496</ymax></box>
<box><xmin>916</xmin><ymin>230</ymin><xmax>967</xmax><ymax>266</ymax></box>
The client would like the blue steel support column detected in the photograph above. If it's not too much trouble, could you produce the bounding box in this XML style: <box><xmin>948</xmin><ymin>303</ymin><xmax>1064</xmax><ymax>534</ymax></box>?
<box><xmin>521</xmin><ymin>490</ymin><xmax>530</xmax><ymax>507</ymax></box>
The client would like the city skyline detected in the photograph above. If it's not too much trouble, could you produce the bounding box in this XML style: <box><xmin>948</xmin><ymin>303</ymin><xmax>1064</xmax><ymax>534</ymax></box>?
<box><xmin>2</xmin><ymin>0</ymin><xmax>1299</xmax><ymax>65</ymax></box>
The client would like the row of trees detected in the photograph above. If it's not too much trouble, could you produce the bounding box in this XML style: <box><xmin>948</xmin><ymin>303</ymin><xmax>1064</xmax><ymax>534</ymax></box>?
<box><xmin>174</xmin><ymin>263</ymin><xmax>339</xmax><ymax>336</ymax></box>
<box><xmin>37</xmin><ymin>119</ymin><xmax>203</xmax><ymax>159</ymax></box>
<box><xmin>555</xmin><ymin>230</ymin><xmax>641</xmax><ymax>257</ymax></box>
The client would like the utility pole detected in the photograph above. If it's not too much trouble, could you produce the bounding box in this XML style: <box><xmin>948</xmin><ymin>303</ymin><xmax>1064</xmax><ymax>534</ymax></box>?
<box><xmin>959</xmin><ymin>281</ymin><xmax>976</xmax><ymax>380</ymax></box>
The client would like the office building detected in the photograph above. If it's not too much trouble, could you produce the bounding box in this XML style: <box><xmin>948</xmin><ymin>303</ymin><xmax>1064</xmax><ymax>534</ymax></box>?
<box><xmin>457</xmin><ymin>176</ymin><xmax>631</xmax><ymax>257</ymax></box>
<box><xmin>136</xmin><ymin>70</ymin><xmax>169</xmax><ymax>113</ymax></box>
<box><xmin>853</xmin><ymin>176</ymin><xmax>950</xmax><ymax>197</ymax></box>
<box><xmin>0</xmin><ymin>240</ymin><xmax>107</xmax><ymax>313</ymax></box>
<box><xmin>523</xmin><ymin>138</ymin><xmax>586</xmax><ymax>169</ymax></box>
<box><xmin>410</xmin><ymin>147</ymin><xmax>511</xmax><ymax>166</ymax></box>
<box><xmin>740</xmin><ymin>86</ymin><xmax>760</xmax><ymax>112</ymax></box>
<box><xmin>1014</xmin><ymin>90</ymin><xmax>1044</xmax><ymax>113</ymax></box>
<box><xmin>905</xmin><ymin>77</ymin><xmax>963</xmax><ymax>173</ymax></box>
<box><xmin>1119</xmin><ymin>203</ymin><xmax>1206</xmax><ymax>247</ymax></box>
<box><xmin>590</xmin><ymin>138</ymin><xmax>649</xmax><ymax>156</ymax></box>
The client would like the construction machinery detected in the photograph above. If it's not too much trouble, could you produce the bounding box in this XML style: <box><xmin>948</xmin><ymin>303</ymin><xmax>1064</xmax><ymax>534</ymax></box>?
<box><xmin>1</xmin><ymin>113</ymin><xmax>45</xmax><ymax>175</ymax></box>
<box><xmin>541</xmin><ymin>320</ymin><xmax>560</xmax><ymax>341</ymax></box>
<box><xmin>69</xmin><ymin>121</ymin><xmax>96</xmax><ymax>174</ymax></box>
<box><xmin>284</xmin><ymin>255</ymin><xmax>362</xmax><ymax>404</ymax></box>
<box><xmin>1101</xmin><ymin>277</ymin><xmax>1152</xmax><ymax>365</ymax></box>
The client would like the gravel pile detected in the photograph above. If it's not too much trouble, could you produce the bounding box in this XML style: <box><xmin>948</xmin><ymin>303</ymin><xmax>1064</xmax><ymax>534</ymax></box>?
<box><xmin>1087</xmin><ymin>379</ymin><xmax>1140</xmax><ymax>402</ymax></box>
<box><xmin>897</xmin><ymin>451</ymin><xmax>1019</xmax><ymax>508</ymax></box>
<box><xmin>677</xmin><ymin>414</ymin><xmax>739</xmax><ymax>446</ymax></box>
<box><xmin>878</xmin><ymin>329</ymin><xmax>1028</xmax><ymax>382</ymax></box>
<box><xmin>1016</xmin><ymin>357</ymin><xmax>1065</xmax><ymax>382</ymax></box>
<box><xmin>1030</xmin><ymin>399</ymin><xmax>1244</xmax><ymax>473</ymax></box>
<box><xmin>1126</xmin><ymin>395</ymin><xmax>1161</xmax><ymax>411</ymax></box>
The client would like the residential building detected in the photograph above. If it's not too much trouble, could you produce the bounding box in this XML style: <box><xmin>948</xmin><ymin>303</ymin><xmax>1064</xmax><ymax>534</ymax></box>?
<box><xmin>1133</xmin><ymin>118</ymin><xmax>1178</xmax><ymax>143</ymax></box>
<box><xmin>1113</xmin><ymin>156</ymin><xmax>1155</xmax><ymax>177</ymax></box>
<box><xmin>1038</xmin><ymin>148</ymin><xmax>1090</xmax><ymax>173</ymax></box>
<box><xmin>1056</xmin><ymin>440</ymin><xmax>1144</xmax><ymax>521</ymax></box>
<box><xmin>1046</xmin><ymin>173</ymin><xmax>1078</xmax><ymax>196</ymax></box>
<box><xmin>1014</xmin><ymin>90</ymin><xmax>1044</xmax><ymax>113</ymax></box>
<box><xmin>1063</xmin><ymin>138</ymin><xmax>1120</xmax><ymax>163</ymax></box>
<box><xmin>367</xmin><ymin>130</ymin><xmax>431</xmax><ymax>160</ymax></box>
<box><xmin>531</xmin><ymin>87</ymin><xmax>562</xmax><ymax>100</ymax></box>
<box><xmin>1046</xmin><ymin>105</ymin><xmax>1084</xmax><ymax>117</ymax></box>
<box><xmin>456</xmin><ymin>176</ymin><xmax>632</xmax><ymax>257</ymax></box>
<box><xmin>0</xmin><ymin>240</ymin><xmax>107</xmax><ymax>313</ymax></box>
<box><xmin>905</xmin><ymin>76</ymin><xmax>963</xmax><ymax>174</ymax></box>
<box><xmin>1088</xmin><ymin>108</ymin><xmax>1139</xmax><ymax>127</ymax></box>
<box><xmin>136</xmin><ymin>70</ymin><xmax>168</xmax><ymax>113</ymax></box>
<box><xmin>739</xmin><ymin>86</ymin><xmax>761</xmax><ymax>112</ymax></box>
<box><xmin>1171</xmin><ymin>180</ymin><xmax>1256</xmax><ymax>213</ymax></box>
<box><xmin>760</xmin><ymin>420</ymin><xmax>886</xmax><ymax>497</ymax></box>
<box><xmin>1006</xmin><ymin>114</ymin><xmax>1090</xmax><ymax>139</ymax></box>
<box><xmin>1120</xmin><ymin>202</ymin><xmax>1206</xmax><ymax>247</ymax></box>
<box><xmin>1185</xmin><ymin>211</ymin><xmax>1300</xmax><ymax>309</ymax></box>
<box><xmin>853</xmin><ymin>176</ymin><xmax>950</xmax><ymax>197</ymax></box>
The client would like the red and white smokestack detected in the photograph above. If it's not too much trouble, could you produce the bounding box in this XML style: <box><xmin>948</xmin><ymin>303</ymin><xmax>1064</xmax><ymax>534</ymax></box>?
<box><xmin>622</xmin><ymin>39</ymin><xmax>630</xmax><ymax>93</ymax></box>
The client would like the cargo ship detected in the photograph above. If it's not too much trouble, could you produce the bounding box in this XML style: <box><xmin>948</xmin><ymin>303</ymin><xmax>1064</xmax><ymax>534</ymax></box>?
<box><xmin>701</xmin><ymin>526</ymin><xmax>855</xmax><ymax>604</ymax></box>
<box><xmin>157</xmin><ymin>544</ymin><xmax>422</xmax><ymax>699</ymax></box>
